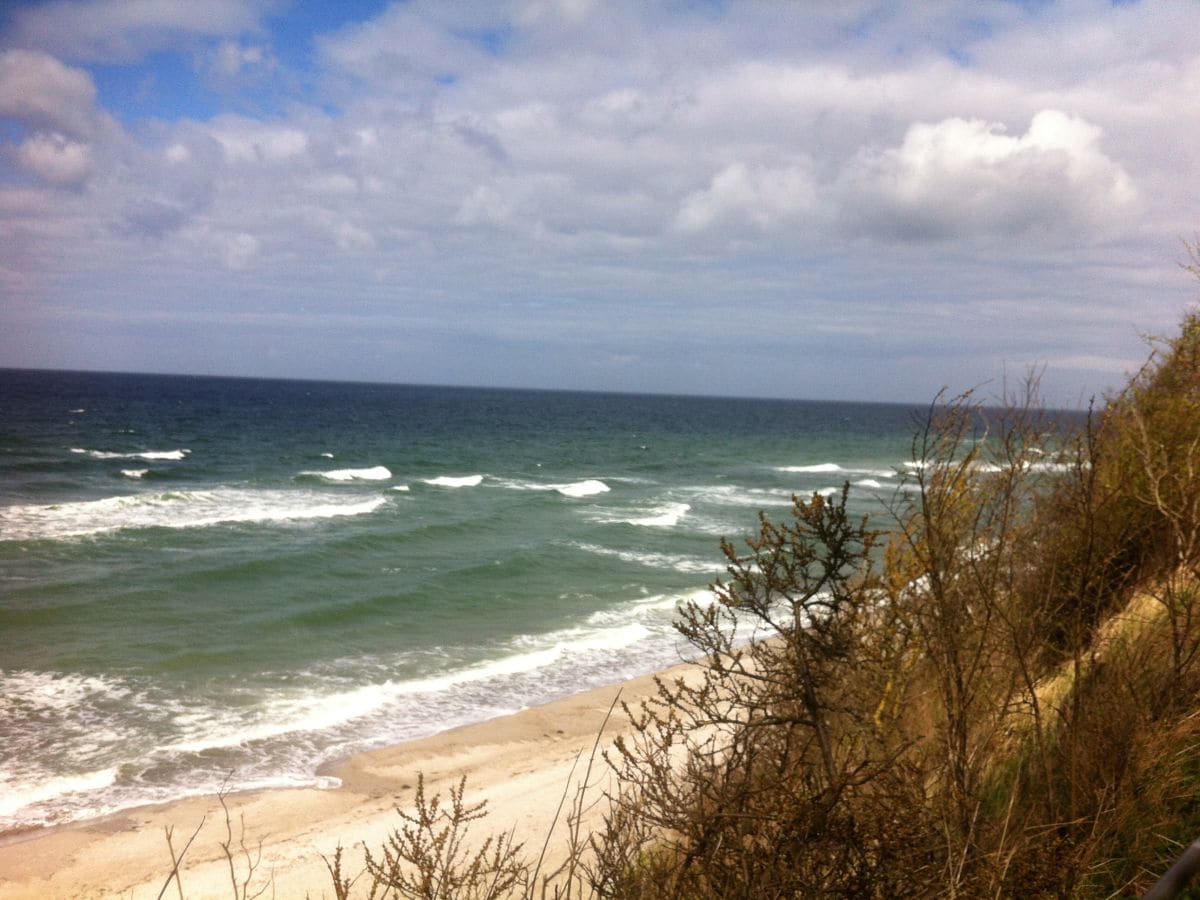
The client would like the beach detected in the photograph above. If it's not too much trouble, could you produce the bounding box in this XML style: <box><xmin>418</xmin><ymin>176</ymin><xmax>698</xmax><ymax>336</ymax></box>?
<box><xmin>0</xmin><ymin>663</ymin><xmax>690</xmax><ymax>899</ymax></box>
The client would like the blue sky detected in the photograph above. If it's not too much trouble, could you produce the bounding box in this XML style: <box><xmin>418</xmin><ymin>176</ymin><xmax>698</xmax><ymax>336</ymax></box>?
<box><xmin>2</xmin><ymin>0</ymin><xmax>1198</xmax><ymax>405</ymax></box>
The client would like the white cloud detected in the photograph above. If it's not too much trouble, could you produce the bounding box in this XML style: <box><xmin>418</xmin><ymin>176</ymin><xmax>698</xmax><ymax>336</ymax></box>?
<box><xmin>221</xmin><ymin>231</ymin><xmax>259</xmax><ymax>269</ymax></box>
<box><xmin>0</xmin><ymin>49</ymin><xmax>100</xmax><ymax>138</ymax></box>
<box><xmin>211</xmin><ymin>120</ymin><xmax>309</xmax><ymax>164</ymax></box>
<box><xmin>456</xmin><ymin>185</ymin><xmax>514</xmax><ymax>226</ymax></box>
<box><xmin>839</xmin><ymin>110</ymin><xmax>1138</xmax><ymax>240</ymax></box>
<box><xmin>2</xmin><ymin>1</ymin><xmax>1198</xmax><ymax>404</ymax></box>
<box><xmin>675</xmin><ymin>162</ymin><xmax>817</xmax><ymax>234</ymax></box>
<box><xmin>14</xmin><ymin>132</ymin><xmax>93</xmax><ymax>188</ymax></box>
<box><xmin>5</xmin><ymin>0</ymin><xmax>269</xmax><ymax>63</ymax></box>
<box><xmin>210</xmin><ymin>40</ymin><xmax>269</xmax><ymax>79</ymax></box>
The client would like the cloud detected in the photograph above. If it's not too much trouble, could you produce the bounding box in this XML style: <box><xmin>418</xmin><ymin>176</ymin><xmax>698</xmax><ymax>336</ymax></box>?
<box><xmin>0</xmin><ymin>49</ymin><xmax>100</xmax><ymax>137</ymax></box>
<box><xmin>839</xmin><ymin>110</ymin><xmax>1138</xmax><ymax>240</ymax></box>
<box><xmin>1</xmin><ymin>1</ymin><xmax>1196</xmax><ymax>404</ymax></box>
<box><xmin>210</xmin><ymin>118</ymin><xmax>309</xmax><ymax>164</ymax></box>
<box><xmin>318</xmin><ymin>4</ymin><xmax>499</xmax><ymax>98</ymax></box>
<box><xmin>4</xmin><ymin>0</ymin><xmax>269</xmax><ymax>63</ymax></box>
<box><xmin>13</xmin><ymin>132</ymin><xmax>92</xmax><ymax>188</ymax></box>
<box><xmin>675</xmin><ymin>161</ymin><xmax>817</xmax><ymax>234</ymax></box>
<box><xmin>0</xmin><ymin>49</ymin><xmax>125</xmax><ymax>190</ymax></box>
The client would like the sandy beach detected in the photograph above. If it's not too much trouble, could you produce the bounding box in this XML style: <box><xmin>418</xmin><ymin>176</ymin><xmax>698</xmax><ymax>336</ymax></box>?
<box><xmin>0</xmin><ymin>664</ymin><xmax>688</xmax><ymax>900</ymax></box>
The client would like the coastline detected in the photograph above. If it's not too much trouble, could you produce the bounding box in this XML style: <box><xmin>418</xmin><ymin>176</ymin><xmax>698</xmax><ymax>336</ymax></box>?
<box><xmin>0</xmin><ymin>662</ymin><xmax>690</xmax><ymax>900</ymax></box>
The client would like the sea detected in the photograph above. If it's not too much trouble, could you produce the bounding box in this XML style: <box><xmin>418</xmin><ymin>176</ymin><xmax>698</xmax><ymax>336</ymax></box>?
<box><xmin>0</xmin><ymin>369</ymin><xmax>928</xmax><ymax>835</ymax></box>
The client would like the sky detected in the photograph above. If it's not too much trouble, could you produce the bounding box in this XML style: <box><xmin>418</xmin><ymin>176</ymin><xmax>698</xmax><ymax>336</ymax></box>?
<box><xmin>1</xmin><ymin>0</ymin><xmax>1198</xmax><ymax>406</ymax></box>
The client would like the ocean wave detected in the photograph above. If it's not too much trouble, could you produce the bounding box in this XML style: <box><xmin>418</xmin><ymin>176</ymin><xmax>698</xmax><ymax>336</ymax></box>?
<box><xmin>590</xmin><ymin>502</ymin><xmax>691</xmax><ymax>528</ymax></box>
<box><xmin>161</xmin><ymin>621</ymin><xmax>657</xmax><ymax>756</ymax></box>
<box><xmin>301</xmin><ymin>465</ymin><xmax>392</xmax><ymax>482</ymax></box>
<box><xmin>0</xmin><ymin>489</ymin><xmax>389</xmax><ymax>540</ymax></box>
<box><xmin>0</xmin><ymin>669</ymin><xmax>130</xmax><ymax>713</ymax></box>
<box><xmin>556</xmin><ymin>479</ymin><xmax>610</xmax><ymax>498</ymax></box>
<box><xmin>630</xmin><ymin>502</ymin><xmax>690</xmax><ymax>527</ymax></box>
<box><xmin>493</xmin><ymin>477</ymin><xmax>611</xmax><ymax>497</ymax></box>
<box><xmin>120</xmin><ymin>469</ymin><xmax>148</xmax><ymax>479</ymax></box>
<box><xmin>585</xmin><ymin>589</ymin><xmax>716</xmax><ymax>627</ymax></box>
<box><xmin>0</xmin><ymin>587</ymin><xmax>693</xmax><ymax>829</ymax></box>
<box><xmin>779</xmin><ymin>462</ymin><xmax>842</xmax><ymax>473</ymax></box>
<box><xmin>572</xmin><ymin>542</ymin><xmax>719</xmax><ymax>575</ymax></box>
<box><xmin>423</xmin><ymin>475</ymin><xmax>484</xmax><ymax>488</ymax></box>
<box><xmin>71</xmin><ymin>448</ymin><xmax>191</xmax><ymax>461</ymax></box>
<box><xmin>683</xmin><ymin>485</ymin><xmax>793</xmax><ymax>508</ymax></box>
<box><xmin>777</xmin><ymin>462</ymin><xmax>895</xmax><ymax>477</ymax></box>
<box><xmin>0</xmin><ymin>767</ymin><xmax>120</xmax><ymax>820</ymax></box>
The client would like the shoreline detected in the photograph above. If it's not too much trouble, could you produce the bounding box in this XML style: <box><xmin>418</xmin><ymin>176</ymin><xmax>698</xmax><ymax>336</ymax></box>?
<box><xmin>0</xmin><ymin>662</ymin><xmax>690</xmax><ymax>900</ymax></box>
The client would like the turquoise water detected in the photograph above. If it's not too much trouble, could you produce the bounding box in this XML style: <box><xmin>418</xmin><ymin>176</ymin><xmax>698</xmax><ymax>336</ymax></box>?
<box><xmin>0</xmin><ymin>370</ymin><xmax>923</xmax><ymax>832</ymax></box>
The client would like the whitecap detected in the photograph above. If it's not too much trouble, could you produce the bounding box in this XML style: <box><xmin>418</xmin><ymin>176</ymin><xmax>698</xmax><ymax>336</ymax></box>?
<box><xmin>120</xmin><ymin>469</ymin><xmax>148</xmax><ymax>479</ymax></box>
<box><xmin>625</xmin><ymin>502</ymin><xmax>690</xmax><ymax>528</ymax></box>
<box><xmin>556</xmin><ymin>479</ymin><xmax>610</xmax><ymax>498</ymax></box>
<box><xmin>683</xmin><ymin>485</ymin><xmax>791</xmax><ymax>508</ymax></box>
<box><xmin>572</xmin><ymin>542</ymin><xmax>717</xmax><ymax>575</ymax></box>
<box><xmin>778</xmin><ymin>462</ymin><xmax>895</xmax><ymax>478</ymax></box>
<box><xmin>423</xmin><ymin>475</ymin><xmax>484</xmax><ymax>488</ymax></box>
<box><xmin>779</xmin><ymin>462</ymin><xmax>842</xmax><ymax>473</ymax></box>
<box><xmin>308</xmin><ymin>465</ymin><xmax>392</xmax><ymax>482</ymax></box>
<box><xmin>71</xmin><ymin>448</ymin><xmax>190</xmax><ymax>461</ymax></box>
<box><xmin>0</xmin><ymin>489</ymin><xmax>388</xmax><ymax>540</ymax></box>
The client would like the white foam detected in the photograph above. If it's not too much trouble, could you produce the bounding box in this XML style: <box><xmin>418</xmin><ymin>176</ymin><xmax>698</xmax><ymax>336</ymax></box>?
<box><xmin>423</xmin><ymin>475</ymin><xmax>484</xmax><ymax>488</ymax></box>
<box><xmin>307</xmin><ymin>465</ymin><xmax>392</xmax><ymax>482</ymax></box>
<box><xmin>854</xmin><ymin>478</ymin><xmax>884</xmax><ymax>489</ymax></box>
<box><xmin>72</xmin><ymin>448</ymin><xmax>190</xmax><ymax>461</ymax></box>
<box><xmin>587</xmin><ymin>589</ymin><xmax>715</xmax><ymax>626</ymax></box>
<box><xmin>321</xmin><ymin>452</ymin><xmax>334</xmax><ymax>458</ymax></box>
<box><xmin>492</xmin><ymin>477</ymin><xmax>611</xmax><ymax>497</ymax></box>
<box><xmin>630</xmin><ymin>502</ymin><xmax>690</xmax><ymax>527</ymax></box>
<box><xmin>163</xmin><ymin>620</ymin><xmax>657</xmax><ymax>755</ymax></box>
<box><xmin>165</xmin><ymin>682</ymin><xmax>396</xmax><ymax>753</ymax></box>
<box><xmin>573</xmin><ymin>542</ymin><xmax>718</xmax><ymax>575</ymax></box>
<box><xmin>0</xmin><ymin>768</ymin><xmax>120</xmax><ymax>819</ymax></box>
<box><xmin>0</xmin><ymin>670</ymin><xmax>129</xmax><ymax>712</ymax></box>
<box><xmin>778</xmin><ymin>462</ymin><xmax>895</xmax><ymax>477</ymax></box>
<box><xmin>684</xmin><ymin>485</ymin><xmax>792</xmax><ymax>508</ymax></box>
<box><xmin>589</xmin><ymin>501</ymin><xmax>692</xmax><ymax>528</ymax></box>
<box><xmin>780</xmin><ymin>462</ymin><xmax>842</xmax><ymax>473</ymax></box>
<box><xmin>390</xmin><ymin>484</ymin><xmax>410</xmax><ymax>492</ymax></box>
<box><xmin>556</xmin><ymin>479</ymin><xmax>610</xmax><ymax>498</ymax></box>
<box><xmin>121</xmin><ymin>469</ymin><xmax>148</xmax><ymax>479</ymax></box>
<box><xmin>0</xmin><ymin>489</ymin><xmax>388</xmax><ymax>540</ymax></box>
